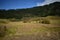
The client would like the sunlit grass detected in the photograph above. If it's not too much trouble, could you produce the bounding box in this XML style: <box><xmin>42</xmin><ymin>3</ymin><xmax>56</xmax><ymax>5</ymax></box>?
<box><xmin>0</xmin><ymin>19</ymin><xmax>10</xmax><ymax>24</ymax></box>
<box><xmin>0</xmin><ymin>16</ymin><xmax>60</xmax><ymax>36</ymax></box>
<box><xmin>6</xmin><ymin>27</ymin><xmax>17</xmax><ymax>35</ymax></box>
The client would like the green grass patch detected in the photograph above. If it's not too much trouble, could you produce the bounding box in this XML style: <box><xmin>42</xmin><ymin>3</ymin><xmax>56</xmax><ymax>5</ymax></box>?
<box><xmin>0</xmin><ymin>19</ymin><xmax>10</xmax><ymax>24</ymax></box>
<box><xmin>48</xmin><ymin>27</ymin><xmax>60</xmax><ymax>32</ymax></box>
<box><xmin>6</xmin><ymin>27</ymin><xmax>17</xmax><ymax>35</ymax></box>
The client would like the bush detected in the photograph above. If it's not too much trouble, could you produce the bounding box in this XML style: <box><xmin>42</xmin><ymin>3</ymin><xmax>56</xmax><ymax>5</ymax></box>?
<box><xmin>0</xmin><ymin>19</ymin><xmax>10</xmax><ymax>24</ymax></box>
<box><xmin>0</xmin><ymin>25</ymin><xmax>7</xmax><ymax>37</ymax></box>
<box><xmin>9</xmin><ymin>19</ymin><xmax>20</xmax><ymax>22</ymax></box>
<box><xmin>41</xmin><ymin>19</ymin><xmax>50</xmax><ymax>24</ymax></box>
<box><xmin>23</xmin><ymin>20</ymin><xmax>27</xmax><ymax>23</ymax></box>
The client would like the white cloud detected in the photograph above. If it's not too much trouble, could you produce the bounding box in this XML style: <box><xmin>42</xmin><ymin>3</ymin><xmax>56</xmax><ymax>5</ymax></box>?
<box><xmin>36</xmin><ymin>0</ymin><xmax>60</xmax><ymax>6</ymax></box>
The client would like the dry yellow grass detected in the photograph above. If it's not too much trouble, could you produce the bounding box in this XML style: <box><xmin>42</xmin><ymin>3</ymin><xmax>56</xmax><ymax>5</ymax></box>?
<box><xmin>0</xmin><ymin>22</ymin><xmax>60</xmax><ymax>40</ymax></box>
<box><xmin>0</xmin><ymin>16</ymin><xmax>60</xmax><ymax>40</ymax></box>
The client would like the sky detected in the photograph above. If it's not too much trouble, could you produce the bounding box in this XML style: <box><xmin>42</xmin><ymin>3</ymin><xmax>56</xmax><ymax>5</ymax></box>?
<box><xmin>37</xmin><ymin>0</ymin><xmax>60</xmax><ymax>6</ymax></box>
<box><xmin>0</xmin><ymin>0</ymin><xmax>60</xmax><ymax>9</ymax></box>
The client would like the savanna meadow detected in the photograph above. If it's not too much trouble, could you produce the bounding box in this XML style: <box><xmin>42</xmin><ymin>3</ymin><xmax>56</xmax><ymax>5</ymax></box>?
<box><xmin>0</xmin><ymin>2</ymin><xmax>60</xmax><ymax>40</ymax></box>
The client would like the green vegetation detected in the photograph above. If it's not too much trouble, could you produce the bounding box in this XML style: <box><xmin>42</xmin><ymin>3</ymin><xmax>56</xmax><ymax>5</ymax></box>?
<box><xmin>0</xmin><ymin>25</ymin><xmax>7</xmax><ymax>37</ymax></box>
<box><xmin>0</xmin><ymin>19</ymin><xmax>10</xmax><ymax>25</ymax></box>
<box><xmin>6</xmin><ymin>27</ymin><xmax>17</xmax><ymax>35</ymax></box>
<box><xmin>0</xmin><ymin>2</ymin><xmax>60</xmax><ymax>19</ymax></box>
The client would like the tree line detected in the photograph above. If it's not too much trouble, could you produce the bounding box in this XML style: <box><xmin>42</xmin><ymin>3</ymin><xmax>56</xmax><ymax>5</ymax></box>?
<box><xmin>0</xmin><ymin>2</ymin><xmax>60</xmax><ymax>19</ymax></box>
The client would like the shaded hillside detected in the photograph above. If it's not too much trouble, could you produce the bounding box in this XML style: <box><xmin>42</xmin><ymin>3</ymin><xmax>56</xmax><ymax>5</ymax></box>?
<box><xmin>0</xmin><ymin>2</ymin><xmax>60</xmax><ymax>19</ymax></box>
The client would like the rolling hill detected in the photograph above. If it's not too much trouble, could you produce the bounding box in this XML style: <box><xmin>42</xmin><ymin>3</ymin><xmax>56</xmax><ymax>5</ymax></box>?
<box><xmin>0</xmin><ymin>2</ymin><xmax>60</xmax><ymax>19</ymax></box>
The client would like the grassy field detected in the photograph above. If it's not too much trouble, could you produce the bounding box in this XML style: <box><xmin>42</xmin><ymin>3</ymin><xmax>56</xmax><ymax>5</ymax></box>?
<box><xmin>0</xmin><ymin>16</ymin><xmax>60</xmax><ymax>40</ymax></box>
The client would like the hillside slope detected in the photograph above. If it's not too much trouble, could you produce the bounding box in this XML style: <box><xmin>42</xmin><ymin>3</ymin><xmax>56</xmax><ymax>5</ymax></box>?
<box><xmin>0</xmin><ymin>2</ymin><xmax>60</xmax><ymax>19</ymax></box>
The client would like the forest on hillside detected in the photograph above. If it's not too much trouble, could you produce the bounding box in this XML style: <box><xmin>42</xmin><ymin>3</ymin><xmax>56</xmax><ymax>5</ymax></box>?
<box><xmin>0</xmin><ymin>2</ymin><xmax>60</xmax><ymax>19</ymax></box>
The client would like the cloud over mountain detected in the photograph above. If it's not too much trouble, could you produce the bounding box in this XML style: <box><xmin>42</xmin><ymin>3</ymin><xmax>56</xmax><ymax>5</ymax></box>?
<box><xmin>36</xmin><ymin>0</ymin><xmax>60</xmax><ymax>6</ymax></box>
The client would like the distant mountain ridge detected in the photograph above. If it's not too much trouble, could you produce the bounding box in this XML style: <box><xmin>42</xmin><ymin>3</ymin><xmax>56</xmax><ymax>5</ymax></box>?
<box><xmin>0</xmin><ymin>2</ymin><xmax>60</xmax><ymax>19</ymax></box>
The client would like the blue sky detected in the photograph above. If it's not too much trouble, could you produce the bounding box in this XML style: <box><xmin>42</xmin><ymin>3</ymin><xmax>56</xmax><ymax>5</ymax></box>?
<box><xmin>0</xmin><ymin>0</ymin><xmax>60</xmax><ymax>9</ymax></box>
<box><xmin>0</xmin><ymin>0</ymin><xmax>45</xmax><ymax>9</ymax></box>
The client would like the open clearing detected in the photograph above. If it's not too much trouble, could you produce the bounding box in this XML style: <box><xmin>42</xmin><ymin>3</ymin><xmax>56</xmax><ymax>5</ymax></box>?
<box><xmin>0</xmin><ymin>22</ymin><xmax>60</xmax><ymax>40</ymax></box>
<box><xmin>0</xmin><ymin>16</ymin><xmax>60</xmax><ymax>40</ymax></box>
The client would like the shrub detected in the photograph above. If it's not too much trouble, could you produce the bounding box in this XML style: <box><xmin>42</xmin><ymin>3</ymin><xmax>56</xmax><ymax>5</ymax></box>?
<box><xmin>0</xmin><ymin>19</ymin><xmax>10</xmax><ymax>24</ymax></box>
<box><xmin>9</xmin><ymin>19</ymin><xmax>20</xmax><ymax>22</ymax></box>
<box><xmin>23</xmin><ymin>20</ymin><xmax>27</xmax><ymax>23</ymax></box>
<box><xmin>41</xmin><ymin>19</ymin><xmax>50</xmax><ymax>24</ymax></box>
<box><xmin>0</xmin><ymin>26</ymin><xmax>7</xmax><ymax>37</ymax></box>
